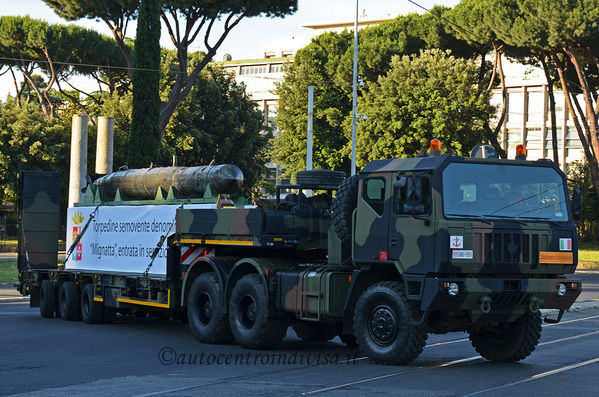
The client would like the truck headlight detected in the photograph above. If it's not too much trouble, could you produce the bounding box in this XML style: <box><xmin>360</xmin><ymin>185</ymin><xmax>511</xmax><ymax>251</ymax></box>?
<box><xmin>557</xmin><ymin>283</ymin><xmax>566</xmax><ymax>296</ymax></box>
<box><xmin>448</xmin><ymin>282</ymin><xmax>459</xmax><ymax>296</ymax></box>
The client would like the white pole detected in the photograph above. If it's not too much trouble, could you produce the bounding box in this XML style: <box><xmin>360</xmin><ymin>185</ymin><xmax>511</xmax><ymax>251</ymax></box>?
<box><xmin>351</xmin><ymin>0</ymin><xmax>359</xmax><ymax>176</ymax></box>
<box><xmin>307</xmin><ymin>85</ymin><xmax>314</xmax><ymax>171</ymax></box>
<box><xmin>95</xmin><ymin>116</ymin><xmax>114</xmax><ymax>175</ymax></box>
<box><xmin>68</xmin><ymin>114</ymin><xmax>88</xmax><ymax>207</ymax></box>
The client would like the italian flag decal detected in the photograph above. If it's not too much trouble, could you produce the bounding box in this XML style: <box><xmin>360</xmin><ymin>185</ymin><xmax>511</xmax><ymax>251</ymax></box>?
<box><xmin>559</xmin><ymin>238</ymin><xmax>572</xmax><ymax>251</ymax></box>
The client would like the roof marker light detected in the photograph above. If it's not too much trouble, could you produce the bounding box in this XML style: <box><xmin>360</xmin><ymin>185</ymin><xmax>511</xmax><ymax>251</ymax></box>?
<box><xmin>516</xmin><ymin>144</ymin><xmax>527</xmax><ymax>160</ymax></box>
<box><xmin>429</xmin><ymin>139</ymin><xmax>442</xmax><ymax>157</ymax></box>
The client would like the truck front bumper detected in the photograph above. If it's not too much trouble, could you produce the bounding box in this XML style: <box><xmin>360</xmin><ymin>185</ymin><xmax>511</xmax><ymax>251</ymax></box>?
<box><xmin>419</xmin><ymin>276</ymin><xmax>581</xmax><ymax>321</ymax></box>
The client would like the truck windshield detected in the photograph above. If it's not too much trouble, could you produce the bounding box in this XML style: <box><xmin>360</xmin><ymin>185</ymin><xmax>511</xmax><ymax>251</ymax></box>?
<box><xmin>442</xmin><ymin>163</ymin><xmax>568</xmax><ymax>222</ymax></box>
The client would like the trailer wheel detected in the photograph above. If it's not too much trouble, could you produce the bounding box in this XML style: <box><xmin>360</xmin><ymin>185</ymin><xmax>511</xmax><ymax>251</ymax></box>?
<box><xmin>59</xmin><ymin>282</ymin><xmax>80</xmax><ymax>321</ymax></box>
<box><xmin>292</xmin><ymin>322</ymin><xmax>336</xmax><ymax>342</ymax></box>
<box><xmin>331</xmin><ymin>175</ymin><xmax>359</xmax><ymax>243</ymax></box>
<box><xmin>187</xmin><ymin>272</ymin><xmax>234</xmax><ymax>344</ymax></box>
<box><xmin>353</xmin><ymin>281</ymin><xmax>427</xmax><ymax>365</ymax></box>
<box><xmin>229</xmin><ymin>274</ymin><xmax>288</xmax><ymax>349</ymax></box>
<box><xmin>40</xmin><ymin>280</ymin><xmax>55</xmax><ymax>318</ymax></box>
<box><xmin>81</xmin><ymin>284</ymin><xmax>103</xmax><ymax>324</ymax></box>
<box><xmin>468</xmin><ymin>311</ymin><xmax>542</xmax><ymax>362</ymax></box>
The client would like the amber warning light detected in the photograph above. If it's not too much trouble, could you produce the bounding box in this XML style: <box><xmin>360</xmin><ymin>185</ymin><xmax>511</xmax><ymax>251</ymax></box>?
<box><xmin>429</xmin><ymin>139</ymin><xmax>442</xmax><ymax>156</ymax></box>
<box><xmin>516</xmin><ymin>144</ymin><xmax>527</xmax><ymax>160</ymax></box>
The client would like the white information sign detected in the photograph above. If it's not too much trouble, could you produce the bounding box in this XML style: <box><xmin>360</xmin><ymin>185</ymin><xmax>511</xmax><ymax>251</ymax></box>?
<box><xmin>65</xmin><ymin>204</ymin><xmax>215</xmax><ymax>275</ymax></box>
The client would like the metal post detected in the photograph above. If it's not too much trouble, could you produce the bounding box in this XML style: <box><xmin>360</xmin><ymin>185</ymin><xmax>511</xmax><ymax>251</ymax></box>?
<box><xmin>351</xmin><ymin>0</ymin><xmax>359</xmax><ymax>176</ymax></box>
<box><xmin>307</xmin><ymin>85</ymin><xmax>314</xmax><ymax>171</ymax></box>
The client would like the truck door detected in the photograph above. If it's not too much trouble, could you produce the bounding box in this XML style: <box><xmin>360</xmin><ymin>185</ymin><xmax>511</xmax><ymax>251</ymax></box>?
<box><xmin>388</xmin><ymin>172</ymin><xmax>435</xmax><ymax>273</ymax></box>
<box><xmin>353</xmin><ymin>176</ymin><xmax>390</xmax><ymax>262</ymax></box>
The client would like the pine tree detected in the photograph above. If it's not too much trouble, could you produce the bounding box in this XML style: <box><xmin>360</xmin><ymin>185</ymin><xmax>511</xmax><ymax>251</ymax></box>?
<box><xmin>129</xmin><ymin>0</ymin><xmax>161</xmax><ymax>168</ymax></box>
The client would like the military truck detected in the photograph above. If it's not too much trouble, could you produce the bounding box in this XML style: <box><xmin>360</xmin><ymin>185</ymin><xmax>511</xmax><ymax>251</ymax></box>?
<box><xmin>17</xmin><ymin>142</ymin><xmax>582</xmax><ymax>364</ymax></box>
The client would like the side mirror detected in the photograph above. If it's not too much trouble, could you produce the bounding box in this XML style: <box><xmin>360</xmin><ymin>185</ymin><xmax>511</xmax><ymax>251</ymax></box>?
<box><xmin>571</xmin><ymin>187</ymin><xmax>582</xmax><ymax>223</ymax></box>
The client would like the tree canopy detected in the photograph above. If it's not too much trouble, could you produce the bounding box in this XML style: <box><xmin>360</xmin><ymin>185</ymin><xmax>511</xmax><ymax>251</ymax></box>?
<box><xmin>355</xmin><ymin>49</ymin><xmax>492</xmax><ymax>166</ymax></box>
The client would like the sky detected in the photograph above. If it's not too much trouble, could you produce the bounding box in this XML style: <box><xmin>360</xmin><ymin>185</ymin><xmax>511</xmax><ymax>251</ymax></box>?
<box><xmin>0</xmin><ymin>0</ymin><xmax>460</xmax><ymax>99</ymax></box>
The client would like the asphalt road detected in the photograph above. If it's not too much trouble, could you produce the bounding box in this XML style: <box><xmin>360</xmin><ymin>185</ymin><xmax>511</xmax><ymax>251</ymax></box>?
<box><xmin>1</xmin><ymin>297</ymin><xmax>598</xmax><ymax>396</ymax></box>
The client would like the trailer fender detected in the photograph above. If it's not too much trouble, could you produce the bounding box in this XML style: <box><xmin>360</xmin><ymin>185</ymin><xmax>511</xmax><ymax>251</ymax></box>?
<box><xmin>225</xmin><ymin>258</ymin><xmax>294</xmax><ymax>311</ymax></box>
<box><xmin>181</xmin><ymin>257</ymin><xmax>234</xmax><ymax>308</ymax></box>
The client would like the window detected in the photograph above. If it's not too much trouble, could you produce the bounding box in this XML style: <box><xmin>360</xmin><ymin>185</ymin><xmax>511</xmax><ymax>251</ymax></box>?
<box><xmin>394</xmin><ymin>174</ymin><xmax>431</xmax><ymax>216</ymax></box>
<box><xmin>269</xmin><ymin>64</ymin><xmax>282</xmax><ymax>73</ymax></box>
<box><xmin>363</xmin><ymin>178</ymin><xmax>385</xmax><ymax>216</ymax></box>
<box><xmin>239</xmin><ymin>65</ymin><xmax>268</xmax><ymax>75</ymax></box>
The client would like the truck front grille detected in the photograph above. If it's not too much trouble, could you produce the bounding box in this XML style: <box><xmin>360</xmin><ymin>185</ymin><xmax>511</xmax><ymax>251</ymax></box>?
<box><xmin>478</xmin><ymin>232</ymin><xmax>544</xmax><ymax>265</ymax></box>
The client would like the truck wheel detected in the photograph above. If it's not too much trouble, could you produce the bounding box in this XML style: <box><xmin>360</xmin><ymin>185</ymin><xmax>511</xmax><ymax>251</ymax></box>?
<box><xmin>59</xmin><ymin>281</ymin><xmax>80</xmax><ymax>321</ymax></box>
<box><xmin>353</xmin><ymin>281</ymin><xmax>427</xmax><ymax>365</ymax></box>
<box><xmin>40</xmin><ymin>280</ymin><xmax>55</xmax><ymax>318</ymax></box>
<box><xmin>187</xmin><ymin>272</ymin><xmax>234</xmax><ymax>344</ymax></box>
<box><xmin>468</xmin><ymin>311</ymin><xmax>542</xmax><ymax>362</ymax></box>
<box><xmin>296</xmin><ymin>170</ymin><xmax>345</xmax><ymax>188</ymax></box>
<box><xmin>229</xmin><ymin>274</ymin><xmax>288</xmax><ymax>349</ymax></box>
<box><xmin>81</xmin><ymin>284</ymin><xmax>103</xmax><ymax>324</ymax></box>
<box><xmin>331</xmin><ymin>175</ymin><xmax>359</xmax><ymax>243</ymax></box>
<box><xmin>292</xmin><ymin>322</ymin><xmax>336</xmax><ymax>342</ymax></box>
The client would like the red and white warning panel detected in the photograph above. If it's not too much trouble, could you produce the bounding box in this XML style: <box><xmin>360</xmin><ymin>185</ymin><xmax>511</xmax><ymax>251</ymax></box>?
<box><xmin>180</xmin><ymin>246</ymin><xmax>215</xmax><ymax>265</ymax></box>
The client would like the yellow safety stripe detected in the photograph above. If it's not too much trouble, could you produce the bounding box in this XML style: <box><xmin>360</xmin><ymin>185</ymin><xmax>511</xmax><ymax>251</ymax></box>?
<box><xmin>93</xmin><ymin>297</ymin><xmax>104</xmax><ymax>303</ymax></box>
<box><xmin>116</xmin><ymin>289</ymin><xmax>171</xmax><ymax>308</ymax></box>
<box><xmin>177</xmin><ymin>238</ymin><xmax>254</xmax><ymax>246</ymax></box>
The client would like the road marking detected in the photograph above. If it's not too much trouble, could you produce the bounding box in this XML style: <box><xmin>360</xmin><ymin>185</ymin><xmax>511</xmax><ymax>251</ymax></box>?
<box><xmin>538</xmin><ymin>330</ymin><xmax>599</xmax><ymax>346</ymax></box>
<box><xmin>426</xmin><ymin>338</ymin><xmax>469</xmax><ymax>347</ymax></box>
<box><xmin>461</xmin><ymin>357</ymin><xmax>599</xmax><ymax>396</ymax></box>
<box><xmin>299</xmin><ymin>356</ymin><xmax>482</xmax><ymax>396</ymax></box>
<box><xmin>543</xmin><ymin>314</ymin><xmax>599</xmax><ymax>327</ymax></box>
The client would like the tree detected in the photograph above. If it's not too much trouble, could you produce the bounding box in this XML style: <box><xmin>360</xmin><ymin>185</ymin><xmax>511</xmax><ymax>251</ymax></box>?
<box><xmin>129</xmin><ymin>0</ymin><xmax>161</xmax><ymax>168</ymax></box>
<box><xmin>511</xmin><ymin>0</ymin><xmax>599</xmax><ymax>198</ymax></box>
<box><xmin>274</xmin><ymin>11</ymin><xmax>478</xmax><ymax>176</ymax></box>
<box><xmin>354</xmin><ymin>49</ymin><xmax>493</xmax><ymax>166</ymax></box>
<box><xmin>447</xmin><ymin>0</ymin><xmax>512</xmax><ymax>158</ymax></box>
<box><xmin>162</xmin><ymin>59</ymin><xmax>268</xmax><ymax>198</ymax></box>
<box><xmin>0</xmin><ymin>97</ymin><xmax>70</xmax><ymax>203</ymax></box>
<box><xmin>43</xmin><ymin>0</ymin><xmax>138</xmax><ymax>77</ymax></box>
<box><xmin>45</xmin><ymin>0</ymin><xmax>299</xmax><ymax>137</ymax></box>
<box><xmin>273</xmin><ymin>31</ymin><xmax>354</xmax><ymax>177</ymax></box>
<box><xmin>0</xmin><ymin>16</ymin><xmax>126</xmax><ymax>120</ymax></box>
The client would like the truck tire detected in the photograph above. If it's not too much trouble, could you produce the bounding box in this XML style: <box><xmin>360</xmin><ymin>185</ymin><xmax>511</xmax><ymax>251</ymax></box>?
<box><xmin>40</xmin><ymin>280</ymin><xmax>55</xmax><ymax>318</ymax></box>
<box><xmin>81</xmin><ymin>284</ymin><xmax>103</xmax><ymax>324</ymax></box>
<box><xmin>292</xmin><ymin>321</ymin><xmax>336</xmax><ymax>342</ymax></box>
<box><xmin>468</xmin><ymin>311</ymin><xmax>542</xmax><ymax>362</ymax></box>
<box><xmin>331</xmin><ymin>175</ymin><xmax>359</xmax><ymax>243</ymax></box>
<box><xmin>59</xmin><ymin>281</ymin><xmax>80</xmax><ymax>321</ymax></box>
<box><xmin>296</xmin><ymin>170</ymin><xmax>345</xmax><ymax>188</ymax></box>
<box><xmin>353</xmin><ymin>281</ymin><xmax>427</xmax><ymax>365</ymax></box>
<box><xmin>187</xmin><ymin>272</ymin><xmax>234</xmax><ymax>344</ymax></box>
<box><xmin>229</xmin><ymin>274</ymin><xmax>288</xmax><ymax>349</ymax></box>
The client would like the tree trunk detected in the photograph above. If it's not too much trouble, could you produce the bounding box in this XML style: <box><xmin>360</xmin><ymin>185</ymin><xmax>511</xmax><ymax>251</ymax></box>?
<box><xmin>564</xmin><ymin>44</ymin><xmax>599</xmax><ymax>159</ymax></box>
<box><xmin>9</xmin><ymin>67</ymin><xmax>21</xmax><ymax>107</ymax></box>
<box><xmin>485</xmin><ymin>50</ymin><xmax>507</xmax><ymax>159</ymax></box>
<box><xmin>540</xmin><ymin>57</ymin><xmax>559</xmax><ymax>164</ymax></box>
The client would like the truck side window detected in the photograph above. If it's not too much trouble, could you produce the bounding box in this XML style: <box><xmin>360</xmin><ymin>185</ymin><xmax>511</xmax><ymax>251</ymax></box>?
<box><xmin>394</xmin><ymin>174</ymin><xmax>431</xmax><ymax>216</ymax></box>
<box><xmin>363</xmin><ymin>178</ymin><xmax>386</xmax><ymax>216</ymax></box>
